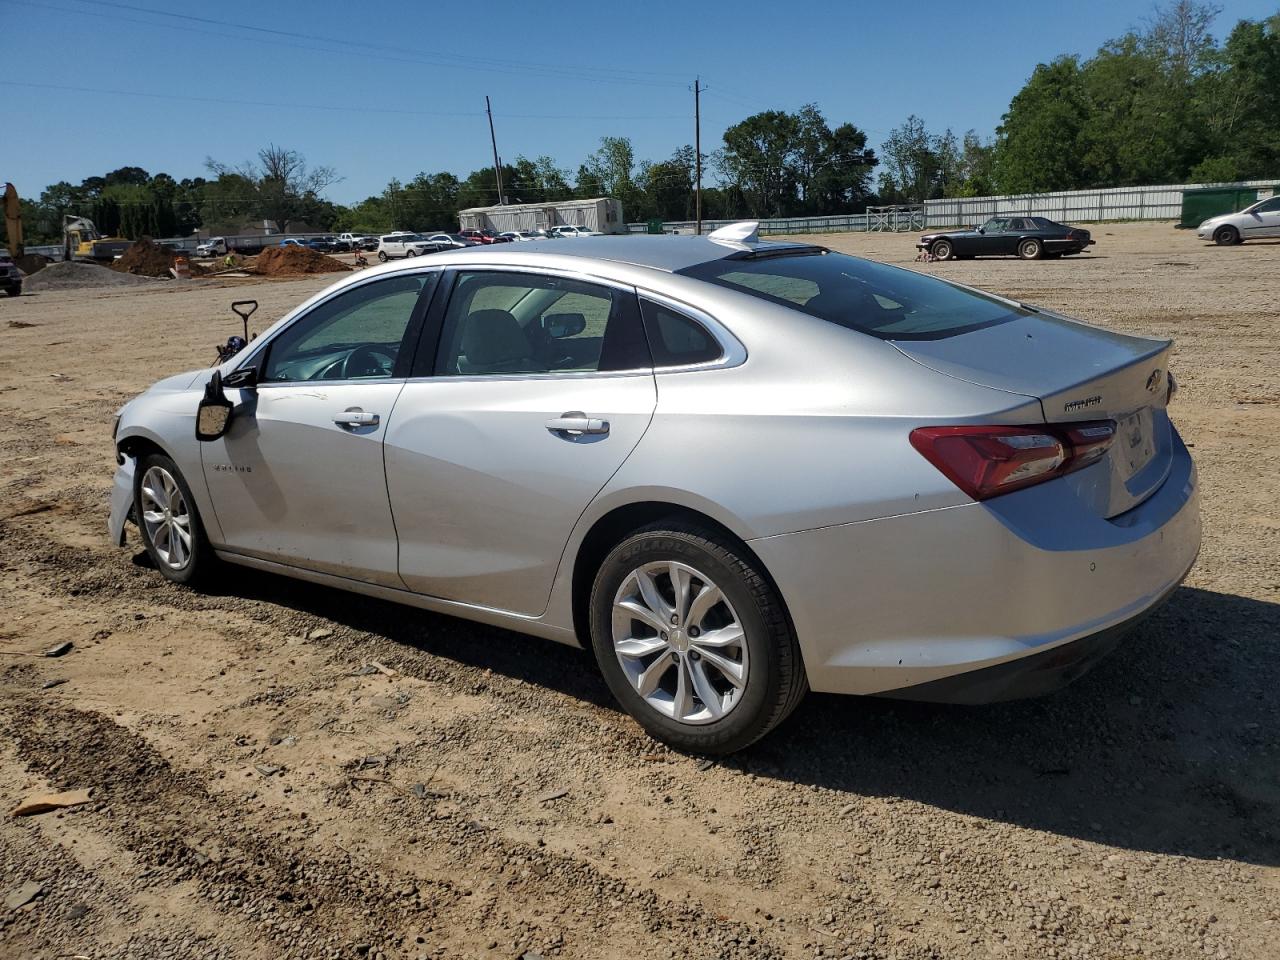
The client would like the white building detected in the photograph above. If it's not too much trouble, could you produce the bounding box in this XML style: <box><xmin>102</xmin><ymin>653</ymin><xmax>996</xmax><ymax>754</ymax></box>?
<box><xmin>458</xmin><ymin>197</ymin><xmax>625</xmax><ymax>235</ymax></box>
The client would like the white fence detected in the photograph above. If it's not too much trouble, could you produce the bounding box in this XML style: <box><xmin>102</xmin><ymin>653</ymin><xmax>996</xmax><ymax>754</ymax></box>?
<box><xmin>630</xmin><ymin>178</ymin><xmax>1280</xmax><ymax>235</ymax></box>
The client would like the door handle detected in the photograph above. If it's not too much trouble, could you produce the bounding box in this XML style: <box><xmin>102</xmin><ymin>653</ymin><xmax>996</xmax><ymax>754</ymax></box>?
<box><xmin>546</xmin><ymin>412</ymin><xmax>610</xmax><ymax>436</ymax></box>
<box><xmin>333</xmin><ymin>408</ymin><xmax>379</xmax><ymax>427</ymax></box>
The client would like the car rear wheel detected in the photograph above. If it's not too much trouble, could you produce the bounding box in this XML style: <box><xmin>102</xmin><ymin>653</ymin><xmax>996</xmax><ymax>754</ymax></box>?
<box><xmin>1018</xmin><ymin>238</ymin><xmax>1043</xmax><ymax>260</ymax></box>
<box><xmin>589</xmin><ymin>522</ymin><xmax>807</xmax><ymax>755</ymax></box>
<box><xmin>931</xmin><ymin>239</ymin><xmax>953</xmax><ymax>261</ymax></box>
<box><xmin>377</xmin><ymin>251</ymin><xmax>388</xmax><ymax>262</ymax></box>
<box><xmin>134</xmin><ymin>453</ymin><xmax>215</xmax><ymax>586</ymax></box>
<box><xmin>1213</xmin><ymin>225</ymin><xmax>1240</xmax><ymax>246</ymax></box>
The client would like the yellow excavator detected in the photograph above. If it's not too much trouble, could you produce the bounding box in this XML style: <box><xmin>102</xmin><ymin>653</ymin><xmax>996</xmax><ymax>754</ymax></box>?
<box><xmin>63</xmin><ymin>214</ymin><xmax>132</xmax><ymax>263</ymax></box>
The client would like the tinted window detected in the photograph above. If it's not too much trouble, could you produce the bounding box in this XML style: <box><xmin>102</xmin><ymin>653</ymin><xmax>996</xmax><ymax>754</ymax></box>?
<box><xmin>678</xmin><ymin>251</ymin><xmax>1029</xmax><ymax>341</ymax></box>
<box><xmin>639</xmin><ymin>299</ymin><xmax>723</xmax><ymax>367</ymax></box>
<box><xmin>436</xmin><ymin>272</ymin><xmax>648</xmax><ymax>376</ymax></box>
<box><xmin>262</xmin><ymin>274</ymin><xmax>433</xmax><ymax>382</ymax></box>
<box><xmin>1254</xmin><ymin>197</ymin><xmax>1280</xmax><ymax>213</ymax></box>
<box><xmin>982</xmin><ymin>218</ymin><xmax>1009</xmax><ymax>232</ymax></box>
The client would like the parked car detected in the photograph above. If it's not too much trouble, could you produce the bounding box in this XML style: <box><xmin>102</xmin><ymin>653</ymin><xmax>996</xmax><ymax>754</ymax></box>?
<box><xmin>109</xmin><ymin>223</ymin><xmax>1199</xmax><ymax>755</ymax></box>
<box><xmin>917</xmin><ymin>217</ymin><xmax>1094</xmax><ymax>260</ymax></box>
<box><xmin>360</xmin><ymin>236</ymin><xmax>380</xmax><ymax>252</ymax></box>
<box><xmin>337</xmin><ymin>233</ymin><xmax>368</xmax><ymax>250</ymax></box>
<box><xmin>0</xmin><ymin>252</ymin><xmax>21</xmax><ymax>297</ymax></box>
<box><xmin>306</xmin><ymin>237</ymin><xmax>337</xmax><ymax>253</ymax></box>
<box><xmin>425</xmin><ymin>233</ymin><xmax>479</xmax><ymax>249</ymax></box>
<box><xmin>551</xmin><ymin>225</ymin><xmax>602</xmax><ymax>238</ymax></box>
<box><xmin>195</xmin><ymin>237</ymin><xmax>226</xmax><ymax>257</ymax></box>
<box><xmin>376</xmin><ymin>234</ymin><xmax>450</xmax><ymax>261</ymax></box>
<box><xmin>327</xmin><ymin>236</ymin><xmax>353</xmax><ymax>252</ymax></box>
<box><xmin>1196</xmin><ymin>195</ymin><xmax>1280</xmax><ymax>245</ymax></box>
<box><xmin>279</xmin><ymin>238</ymin><xmax>306</xmax><ymax>247</ymax></box>
<box><xmin>459</xmin><ymin>228</ymin><xmax>510</xmax><ymax>245</ymax></box>
<box><xmin>500</xmin><ymin>230</ymin><xmax>550</xmax><ymax>242</ymax></box>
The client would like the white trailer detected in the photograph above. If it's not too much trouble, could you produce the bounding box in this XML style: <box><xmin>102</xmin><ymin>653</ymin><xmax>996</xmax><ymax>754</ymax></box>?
<box><xmin>459</xmin><ymin>197</ymin><xmax>625</xmax><ymax>235</ymax></box>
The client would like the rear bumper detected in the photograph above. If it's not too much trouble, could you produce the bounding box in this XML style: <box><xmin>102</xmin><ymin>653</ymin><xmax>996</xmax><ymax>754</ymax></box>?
<box><xmin>749</xmin><ymin>429</ymin><xmax>1200</xmax><ymax>700</ymax></box>
<box><xmin>872</xmin><ymin>571</ymin><xmax>1185</xmax><ymax>704</ymax></box>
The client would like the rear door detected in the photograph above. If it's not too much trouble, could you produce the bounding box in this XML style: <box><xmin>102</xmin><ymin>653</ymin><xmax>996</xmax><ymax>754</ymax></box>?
<box><xmin>384</xmin><ymin>267</ymin><xmax>656</xmax><ymax>615</ymax></box>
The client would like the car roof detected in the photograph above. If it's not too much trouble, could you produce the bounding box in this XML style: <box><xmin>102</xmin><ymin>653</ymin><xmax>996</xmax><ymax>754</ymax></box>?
<box><xmin>426</xmin><ymin>234</ymin><xmax>820</xmax><ymax>273</ymax></box>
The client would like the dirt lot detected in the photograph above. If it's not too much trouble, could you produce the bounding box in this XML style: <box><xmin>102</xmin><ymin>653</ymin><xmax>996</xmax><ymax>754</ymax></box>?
<box><xmin>1</xmin><ymin>222</ymin><xmax>1277</xmax><ymax>960</ymax></box>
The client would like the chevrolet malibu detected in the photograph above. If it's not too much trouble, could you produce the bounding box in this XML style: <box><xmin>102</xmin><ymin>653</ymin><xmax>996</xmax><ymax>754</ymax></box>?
<box><xmin>109</xmin><ymin>224</ymin><xmax>1200</xmax><ymax>754</ymax></box>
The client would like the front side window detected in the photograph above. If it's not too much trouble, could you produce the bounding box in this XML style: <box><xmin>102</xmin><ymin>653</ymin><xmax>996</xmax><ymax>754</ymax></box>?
<box><xmin>982</xmin><ymin>218</ymin><xmax>1009</xmax><ymax>233</ymax></box>
<box><xmin>1252</xmin><ymin>197</ymin><xmax>1280</xmax><ymax>213</ymax></box>
<box><xmin>435</xmin><ymin>271</ymin><xmax>648</xmax><ymax>376</ymax></box>
<box><xmin>261</xmin><ymin>273</ymin><xmax>434</xmax><ymax>382</ymax></box>
<box><xmin>678</xmin><ymin>250</ymin><xmax>1030</xmax><ymax>341</ymax></box>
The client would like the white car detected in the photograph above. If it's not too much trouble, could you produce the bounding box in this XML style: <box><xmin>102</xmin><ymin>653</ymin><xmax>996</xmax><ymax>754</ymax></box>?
<box><xmin>376</xmin><ymin>234</ymin><xmax>446</xmax><ymax>261</ymax></box>
<box><xmin>195</xmin><ymin>237</ymin><xmax>227</xmax><ymax>257</ymax></box>
<box><xmin>1197</xmin><ymin>195</ymin><xmax>1280</xmax><ymax>245</ymax></box>
<box><xmin>499</xmin><ymin>231</ymin><xmax>548</xmax><ymax>242</ymax></box>
<box><xmin>551</xmin><ymin>225</ymin><xmax>602</xmax><ymax>238</ymax></box>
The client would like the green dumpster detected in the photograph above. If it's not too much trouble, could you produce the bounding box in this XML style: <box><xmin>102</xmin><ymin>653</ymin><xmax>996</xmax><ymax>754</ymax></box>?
<box><xmin>1179</xmin><ymin>187</ymin><xmax>1260</xmax><ymax>228</ymax></box>
<box><xmin>646</xmin><ymin>219</ymin><xmax>665</xmax><ymax>235</ymax></box>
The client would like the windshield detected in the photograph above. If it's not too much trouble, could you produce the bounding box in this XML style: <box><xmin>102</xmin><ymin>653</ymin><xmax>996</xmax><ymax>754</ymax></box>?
<box><xmin>677</xmin><ymin>250</ymin><xmax>1029</xmax><ymax>341</ymax></box>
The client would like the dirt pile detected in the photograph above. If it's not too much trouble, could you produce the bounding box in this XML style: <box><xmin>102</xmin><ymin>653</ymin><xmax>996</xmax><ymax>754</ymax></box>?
<box><xmin>14</xmin><ymin>253</ymin><xmax>51</xmax><ymax>276</ymax></box>
<box><xmin>111</xmin><ymin>237</ymin><xmax>179</xmax><ymax>278</ymax></box>
<box><xmin>23</xmin><ymin>260</ymin><xmax>157</xmax><ymax>292</ymax></box>
<box><xmin>255</xmin><ymin>245</ymin><xmax>349</xmax><ymax>277</ymax></box>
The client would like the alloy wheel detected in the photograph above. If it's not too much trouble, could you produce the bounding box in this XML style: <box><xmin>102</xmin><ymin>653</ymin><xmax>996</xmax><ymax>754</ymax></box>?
<box><xmin>611</xmin><ymin>560</ymin><xmax>749</xmax><ymax>725</ymax></box>
<box><xmin>139</xmin><ymin>465</ymin><xmax>193</xmax><ymax>571</ymax></box>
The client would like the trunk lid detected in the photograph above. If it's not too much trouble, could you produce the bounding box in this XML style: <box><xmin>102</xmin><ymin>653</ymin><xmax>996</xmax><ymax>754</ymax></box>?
<box><xmin>892</xmin><ymin>310</ymin><xmax>1173</xmax><ymax>517</ymax></box>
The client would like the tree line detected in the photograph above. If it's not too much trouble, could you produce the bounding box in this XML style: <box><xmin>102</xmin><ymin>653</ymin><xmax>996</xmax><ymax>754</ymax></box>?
<box><xmin>16</xmin><ymin>2</ymin><xmax>1277</xmax><ymax>244</ymax></box>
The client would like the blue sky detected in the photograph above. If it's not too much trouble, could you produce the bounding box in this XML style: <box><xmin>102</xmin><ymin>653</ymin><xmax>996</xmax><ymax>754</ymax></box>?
<box><xmin>7</xmin><ymin>0</ymin><xmax>1275</xmax><ymax>204</ymax></box>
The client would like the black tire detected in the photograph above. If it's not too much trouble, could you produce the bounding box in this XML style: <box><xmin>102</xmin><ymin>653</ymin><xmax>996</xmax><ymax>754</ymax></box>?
<box><xmin>589</xmin><ymin>522</ymin><xmax>807</xmax><ymax>755</ymax></box>
<box><xmin>132</xmin><ymin>452</ymin><xmax>216</xmax><ymax>586</ymax></box>
<box><xmin>1213</xmin><ymin>225</ymin><xmax>1240</xmax><ymax>246</ymax></box>
<box><xmin>377</xmin><ymin>251</ymin><xmax>389</xmax><ymax>262</ymax></box>
<box><xmin>4</xmin><ymin>286</ymin><xmax>19</xmax><ymax>297</ymax></box>
<box><xmin>405</xmin><ymin>248</ymin><xmax>418</xmax><ymax>257</ymax></box>
<box><xmin>931</xmin><ymin>239</ymin><xmax>953</xmax><ymax>261</ymax></box>
<box><xmin>1017</xmin><ymin>237</ymin><xmax>1043</xmax><ymax>260</ymax></box>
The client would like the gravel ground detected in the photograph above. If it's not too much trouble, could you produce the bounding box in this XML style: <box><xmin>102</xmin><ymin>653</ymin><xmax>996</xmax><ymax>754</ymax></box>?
<box><xmin>0</xmin><ymin>222</ymin><xmax>1277</xmax><ymax>960</ymax></box>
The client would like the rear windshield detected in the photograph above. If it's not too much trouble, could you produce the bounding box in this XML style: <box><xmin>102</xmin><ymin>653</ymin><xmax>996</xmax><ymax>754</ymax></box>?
<box><xmin>677</xmin><ymin>250</ymin><xmax>1029</xmax><ymax>341</ymax></box>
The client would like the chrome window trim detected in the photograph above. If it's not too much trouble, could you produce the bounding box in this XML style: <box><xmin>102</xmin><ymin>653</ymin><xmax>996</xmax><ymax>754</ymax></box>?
<box><xmin>634</xmin><ymin>287</ymin><xmax>747</xmax><ymax>373</ymax></box>
<box><xmin>232</xmin><ymin>266</ymin><xmax>444</xmax><ymax>376</ymax></box>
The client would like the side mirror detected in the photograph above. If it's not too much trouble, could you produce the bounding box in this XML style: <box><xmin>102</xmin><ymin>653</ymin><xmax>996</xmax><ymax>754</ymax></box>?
<box><xmin>544</xmin><ymin>312</ymin><xmax>586</xmax><ymax>339</ymax></box>
<box><xmin>196</xmin><ymin>370</ymin><xmax>233</xmax><ymax>442</ymax></box>
<box><xmin>976</xmin><ymin>226</ymin><xmax>985</xmax><ymax>234</ymax></box>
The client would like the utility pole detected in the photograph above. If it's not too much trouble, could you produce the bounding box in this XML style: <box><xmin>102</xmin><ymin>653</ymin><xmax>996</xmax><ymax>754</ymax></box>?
<box><xmin>693</xmin><ymin>77</ymin><xmax>703</xmax><ymax>235</ymax></box>
<box><xmin>486</xmin><ymin>95</ymin><xmax>505</xmax><ymax>205</ymax></box>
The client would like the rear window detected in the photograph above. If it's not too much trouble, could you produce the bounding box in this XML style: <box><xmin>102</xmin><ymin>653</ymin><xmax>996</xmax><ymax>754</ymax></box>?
<box><xmin>677</xmin><ymin>251</ymin><xmax>1030</xmax><ymax>341</ymax></box>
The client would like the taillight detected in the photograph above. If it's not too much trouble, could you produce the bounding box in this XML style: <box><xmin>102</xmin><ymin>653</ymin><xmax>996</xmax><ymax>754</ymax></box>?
<box><xmin>910</xmin><ymin>420</ymin><xmax>1115</xmax><ymax>501</ymax></box>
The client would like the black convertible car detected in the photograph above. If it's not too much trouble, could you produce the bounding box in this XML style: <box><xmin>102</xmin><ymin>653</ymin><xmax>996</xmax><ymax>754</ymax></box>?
<box><xmin>917</xmin><ymin>216</ymin><xmax>1094</xmax><ymax>261</ymax></box>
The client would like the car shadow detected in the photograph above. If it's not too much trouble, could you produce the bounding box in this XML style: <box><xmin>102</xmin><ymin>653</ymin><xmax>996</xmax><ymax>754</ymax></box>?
<box><xmin>190</xmin><ymin>564</ymin><xmax>1278</xmax><ymax>866</ymax></box>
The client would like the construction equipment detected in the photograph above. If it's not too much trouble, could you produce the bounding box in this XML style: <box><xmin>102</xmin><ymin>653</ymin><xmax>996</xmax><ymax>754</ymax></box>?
<box><xmin>63</xmin><ymin>215</ymin><xmax>131</xmax><ymax>263</ymax></box>
<box><xmin>3</xmin><ymin>183</ymin><xmax>21</xmax><ymax>257</ymax></box>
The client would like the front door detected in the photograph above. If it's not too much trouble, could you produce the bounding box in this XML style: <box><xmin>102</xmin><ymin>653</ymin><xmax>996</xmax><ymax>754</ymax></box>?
<box><xmin>1244</xmin><ymin>196</ymin><xmax>1280</xmax><ymax>238</ymax></box>
<box><xmin>202</xmin><ymin>271</ymin><xmax>437</xmax><ymax>586</ymax></box>
<box><xmin>384</xmin><ymin>268</ymin><xmax>656</xmax><ymax>615</ymax></box>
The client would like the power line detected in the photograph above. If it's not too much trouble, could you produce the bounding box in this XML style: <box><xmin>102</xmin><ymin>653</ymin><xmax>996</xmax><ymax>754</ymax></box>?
<box><xmin>0</xmin><ymin>81</ymin><xmax>684</xmax><ymax>121</ymax></box>
<box><xmin>30</xmin><ymin>0</ymin><xmax>689</xmax><ymax>88</ymax></box>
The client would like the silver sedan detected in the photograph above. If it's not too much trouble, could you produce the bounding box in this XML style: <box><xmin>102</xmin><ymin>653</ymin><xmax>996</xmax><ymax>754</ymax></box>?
<box><xmin>109</xmin><ymin>224</ymin><xmax>1200</xmax><ymax>754</ymax></box>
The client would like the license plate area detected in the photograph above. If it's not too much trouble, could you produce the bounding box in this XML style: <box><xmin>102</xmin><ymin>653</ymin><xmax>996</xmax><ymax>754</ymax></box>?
<box><xmin>1115</xmin><ymin>407</ymin><xmax>1155</xmax><ymax>481</ymax></box>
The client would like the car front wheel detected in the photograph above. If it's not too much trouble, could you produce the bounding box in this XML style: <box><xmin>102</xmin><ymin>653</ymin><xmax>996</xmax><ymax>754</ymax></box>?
<box><xmin>590</xmin><ymin>523</ymin><xmax>807</xmax><ymax>755</ymax></box>
<box><xmin>377</xmin><ymin>251</ymin><xmax>388</xmax><ymax>262</ymax></box>
<box><xmin>931</xmin><ymin>239</ymin><xmax>953</xmax><ymax>260</ymax></box>
<box><xmin>1213</xmin><ymin>225</ymin><xmax>1240</xmax><ymax>246</ymax></box>
<box><xmin>133</xmin><ymin>452</ymin><xmax>215</xmax><ymax>586</ymax></box>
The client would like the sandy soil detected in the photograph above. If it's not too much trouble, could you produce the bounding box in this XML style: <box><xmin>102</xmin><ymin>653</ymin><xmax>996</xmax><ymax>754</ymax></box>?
<box><xmin>1</xmin><ymin>222</ymin><xmax>1277</xmax><ymax>960</ymax></box>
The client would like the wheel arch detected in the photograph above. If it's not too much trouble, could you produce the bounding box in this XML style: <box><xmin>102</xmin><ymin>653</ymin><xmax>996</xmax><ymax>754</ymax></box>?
<box><xmin>567</xmin><ymin>499</ymin><xmax>799</xmax><ymax>657</ymax></box>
